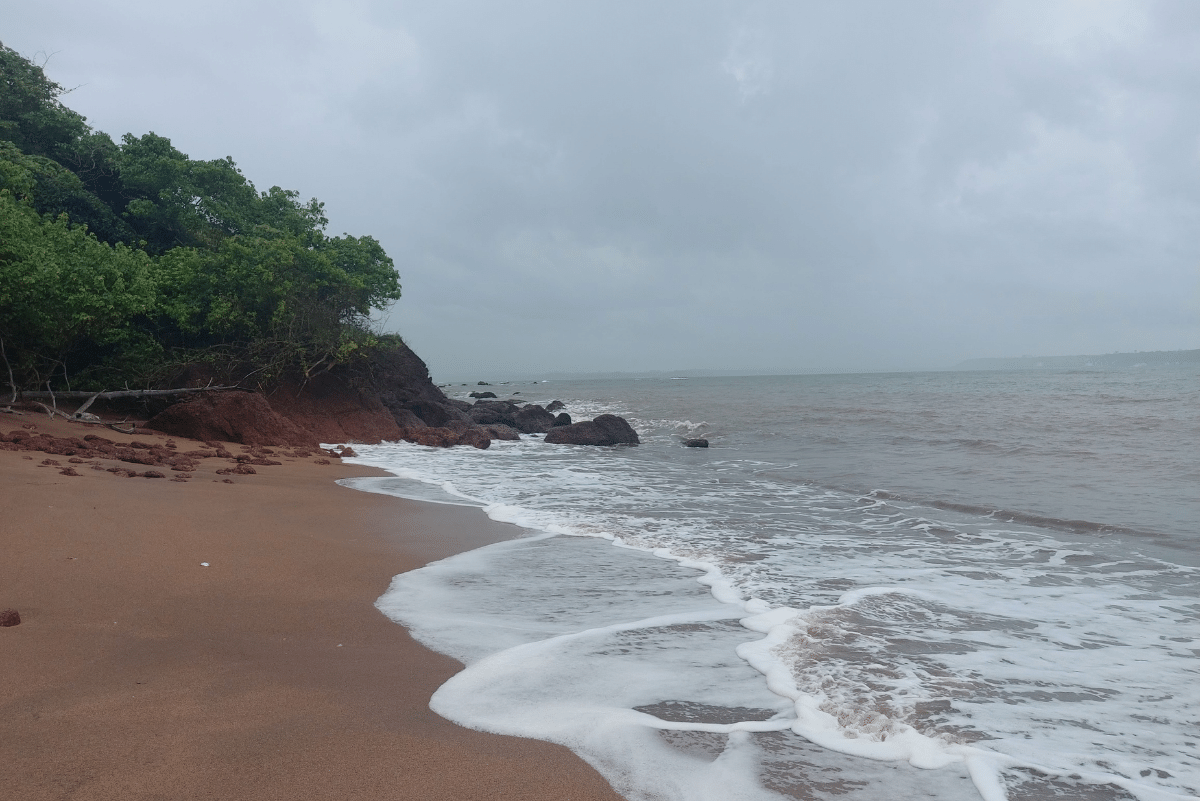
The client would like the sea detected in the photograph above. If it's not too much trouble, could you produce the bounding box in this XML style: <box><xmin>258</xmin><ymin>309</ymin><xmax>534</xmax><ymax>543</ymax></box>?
<box><xmin>336</xmin><ymin>367</ymin><xmax>1199</xmax><ymax>801</ymax></box>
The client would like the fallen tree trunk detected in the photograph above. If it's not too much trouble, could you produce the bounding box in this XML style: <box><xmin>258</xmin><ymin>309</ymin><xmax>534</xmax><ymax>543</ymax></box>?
<box><xmin>19</xmin><ymin>386</ymin><xmax>242</xmax><ymax>401</ymax></box>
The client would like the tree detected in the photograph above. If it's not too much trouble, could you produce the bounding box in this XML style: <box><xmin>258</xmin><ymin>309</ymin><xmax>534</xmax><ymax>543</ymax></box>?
<box><xmin>0</xmin><ymin>191</ymin><xmax>156</xmax><ymax>389</ymax></box>
<box><xmin>0</xmin><ymin>42</ymin><xmax>89</xmax><ymax>160</ymax></box>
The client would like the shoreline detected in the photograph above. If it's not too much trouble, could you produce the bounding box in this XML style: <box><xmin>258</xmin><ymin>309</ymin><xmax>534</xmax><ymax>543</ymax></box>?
<box><xmin>0</xmin><ymin>416</ymin><xmax>623</xmax><ymax>800</ymax></box>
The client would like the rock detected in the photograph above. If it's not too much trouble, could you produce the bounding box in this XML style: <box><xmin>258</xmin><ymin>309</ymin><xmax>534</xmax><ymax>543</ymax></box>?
<box><xmin>484</xmin><ymin>424</ymin><xmax>521</xmax><ymax>441</ymax></box>
<box><xmin>546</xmin><ymin>400</ymin><xmax>566</xmax><ymax>412</ymax></box>
<box><xmin>683</xmin><ymin>438</ymin><xmax>709</xmax><ymax>448</ymax></box>
<box><xmin>403</xmin><ymin>426</ymin><xmax>491</xmax><ymax>449</ymax></box>
<box><xmin>456</xmin><ymin>428</ymin><xmax>492</xmax><ymax>449</ymax></box>
<box><xmin>444</xmin><ymin>398</ymin><xmax>473</xmax><ymax>412</ymax></box>
<box><xmin>477</xmin><ymin>381</ymin><xmax>490</xmax><ymax>385</ymax></box>
<box><xmin>402</xmin><ymin>399</ymin><xmax>460</xmax><ymax>428</ymax></box>
<box><xmin>266</xmin><ymin>373</ymin><xmax>403</xmax><ymax>445</ymax></box>
<box><xmin>147</xmin><ymin>391</ymin><xmax>317</xmax><ymax>448</ymax></box>
<box><xmin>544</xmin><ymin>414</ymin><xmax>639</xmax><ymax>446</ymax></box>
<box><xmin>468</xmin><ymin>401</ymin><xmax>520</xmax><ymax>427</ymax></box>
<box><xmin>469</xmin><ymin>391</ymin><xmax>497</xmax><ymax>399</ymax></box>
<box><xmin>0</xmin><ymin>609</ymin><xmax>20</xmax><ymax>627</ymax></box>
<box><xmin>513</xmin><ymin>404</ymin><xmax>555</xmax><ymax>434</ymax></box>
<box><xmin>552</xmin><ymin>412</ymin><xmax>572</xmax><ymax>427</ymax></box>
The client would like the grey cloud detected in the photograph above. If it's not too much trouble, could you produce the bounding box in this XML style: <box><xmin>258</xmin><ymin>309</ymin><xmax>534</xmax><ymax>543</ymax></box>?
<box><xmin>4</xmin><ymin>0</ymin><xmax>1198</xmax><ymax>377</ymax></box>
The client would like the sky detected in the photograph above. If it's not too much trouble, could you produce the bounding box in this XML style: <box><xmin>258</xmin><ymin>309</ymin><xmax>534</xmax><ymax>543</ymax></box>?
<box><xmin>4</xmin><ymin>1</ymin><xmax>1199</xmax><ymax>379</ymax></box>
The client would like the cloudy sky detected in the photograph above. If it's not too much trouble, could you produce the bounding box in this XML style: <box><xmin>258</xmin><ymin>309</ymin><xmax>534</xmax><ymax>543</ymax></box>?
<box><xmin>5</xmin><ymin>1</ymin><xmax>1199</xmax><ymax>378</ymax></box>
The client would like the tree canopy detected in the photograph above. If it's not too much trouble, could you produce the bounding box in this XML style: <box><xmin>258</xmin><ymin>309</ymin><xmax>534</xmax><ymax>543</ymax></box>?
<box><xmin>0</xmin><ymin>42</ymin><xmax>401</xmax><ymax>395</ymax></box>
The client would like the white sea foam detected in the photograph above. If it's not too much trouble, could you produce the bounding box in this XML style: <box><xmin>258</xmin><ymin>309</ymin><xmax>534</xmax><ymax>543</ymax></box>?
<box><xmin>339</xmin><ymin>380</ymin><xmax>1199</xmax><ymax>801</ymax></box>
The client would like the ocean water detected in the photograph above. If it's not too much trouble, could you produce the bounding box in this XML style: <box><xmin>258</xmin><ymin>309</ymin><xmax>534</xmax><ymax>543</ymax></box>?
<box><xmin>337</xmin><ymin>368</ymin><xmax>1200</xmax><ymax>801</ymax></box>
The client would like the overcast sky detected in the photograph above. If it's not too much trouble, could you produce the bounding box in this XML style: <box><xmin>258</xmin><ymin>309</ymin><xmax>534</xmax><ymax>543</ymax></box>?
<box><xmin>5</xmin><ymin>1</ymin><xmax>1199</xmax><ymax>378</ymax></box>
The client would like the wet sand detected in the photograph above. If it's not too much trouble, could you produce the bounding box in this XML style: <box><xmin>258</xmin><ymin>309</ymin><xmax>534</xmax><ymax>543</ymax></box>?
<box><xmin>0</xmin><ymin>416</ymin><xmax>623</xmax><ymax>801</ymax></box>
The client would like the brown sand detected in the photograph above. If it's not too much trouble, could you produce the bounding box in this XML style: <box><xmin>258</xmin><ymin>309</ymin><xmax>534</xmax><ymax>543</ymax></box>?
<box><xmin>0</xmin><ymin>416</ymin><xmax>623</xmax><ymax>800</ymax></box>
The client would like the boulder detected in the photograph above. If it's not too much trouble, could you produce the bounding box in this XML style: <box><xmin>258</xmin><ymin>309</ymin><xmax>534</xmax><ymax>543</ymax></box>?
<box><xmin>544</xmin><ymin>414</ymin><xmax>639</xmax><ymax>446</ymax></box>
<box><xmin>469</xmin><ymin>391</ymin><xmax>497</xmax><ymax>399</ymax></box>
<box><xmin>456</xmin><ymin>428</ymin><xmax>492</xmax><ymax>449</ymax></box>
<box><xmin>469</xmin><ymin>401</ymin><xmax>520</xmax><ymax>427</ymax></box>
<box><xmin>484</xmin><ymin>424</ymin><xmax>521</xmax><ymax>441</ymax></box>
<box><xmin>391</xmin><ymin>408</ymin><xmax>428</xmax><ymax>430</ymax></box>
<box><xmin>402</xmin><ymin>426</ymin><xmax>491</xmax><ymax>449</ymax></box>
<box><xmin>683</xmin><ymin>438</ymin><xmax>709</xmax><ymax>448</ymax></box>
<box><xmin>552</xmin><ymin>412</ymin><xmax>572</xmax><ymax>427</ymax></box>
<box><xmin>546</xmin><ymin>400</ymin><xmax>566</xmax><ymax>412</ymax></box>
<box><xmin>0</xmin><ymin>609</ymin><xmax>20</xmax><ymax>627</ymax></box>
<box><xmin>513</xmin><ymin>404</ymin><xmax>555</xmax><ymax>434</ymax></box>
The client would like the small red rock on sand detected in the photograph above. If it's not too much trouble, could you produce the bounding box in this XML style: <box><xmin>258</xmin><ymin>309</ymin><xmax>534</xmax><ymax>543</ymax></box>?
<box><xmin>59</xmin><ymin>467</ymin><xmax>81</xmax><ymax>476</ymax></box>
<box><xmin>0</xmin><ymin>609</ymin><xmax>20</xmax><ymax>627</ymax></box>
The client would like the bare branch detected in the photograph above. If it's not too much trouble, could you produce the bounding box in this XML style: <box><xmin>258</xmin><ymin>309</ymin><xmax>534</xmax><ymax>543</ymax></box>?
<box><xmin>73</xmin><ymin>390</ymin><xmax>103</xmax><ymax>417</ymax></box>
<box><xmin>32</xmin><ymin>401</ymin><xmax>70</xmax><ymax>420</ymax></box>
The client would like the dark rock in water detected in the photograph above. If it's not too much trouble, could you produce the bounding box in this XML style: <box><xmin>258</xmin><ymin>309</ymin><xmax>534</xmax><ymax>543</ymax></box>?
<box><xmin>552</xmin><ymin>412</ymin><xmax>572</xmax><ymax>427</ymax></box>
<box><xmin>477</xmin><ymin>381</ymin><xmax>490</xmax><ymax>385</ymax></box>
<box><xmin>546</xmin><ymin>400</ymin><xmax>566</xmax><ymax>412</ymax></box>
<box><xmin>403</xmin><ymin>399</ymin><xmax>459</xmax><ymax>428</ymax></box>
<box><xmin>402</xmin><ymin>426</ymin><xmax>491</xmax><ymax>449</ymax></box>
<box><xmin>683</xmin><ymin>438</ymin><xmax>709</xmax><ymax>448</ymax></box>
<box><xmin>0</xmin><ymin>609</ymin><xmax>19</xmax><ymax>627</ymax></box>
<box><xmin>469</xmin><ymin>400</ymin><xmax>519</xmax><ymax>427</ymax></box>
<box><xmin>544</xmin><ymin>414</ymin><xmax>639</xmax><ymax>446</ymax></box>
<box><xmin>484</xmin><ymin>424</ymin><xmax>521</xmax><ymax>441</ymax></box>
<box><xmin>513</xmin><ymin>404</ymin><xmax>555</xmax><ymax>434</ymax></box>
<box><xmin>456</xmin><ymin>427</ymin><xmax>492</xmax><ymax>449</ymax></box>
<box><xmin>469</xmin><ymin>391</ymin><xmax>497</xmax><ymax>399</ymax></box>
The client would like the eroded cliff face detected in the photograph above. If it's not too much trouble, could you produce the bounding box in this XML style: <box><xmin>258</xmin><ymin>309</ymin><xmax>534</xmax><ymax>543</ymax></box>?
<box><xmin>143</xmin><ymin>341</ymin><xmax>637</xmax><ymax>450</ymax></box>
<box><xmin>146</xmin><ymin>340</ymin><xmax>480</xmax><ymax>447</ymax></box>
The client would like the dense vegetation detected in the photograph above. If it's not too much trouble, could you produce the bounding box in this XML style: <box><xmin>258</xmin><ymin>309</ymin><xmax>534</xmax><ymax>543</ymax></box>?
<box><xmin>0</xmin><ymin>43</ymin><xmax>402</xmax><ymax>396</ymax></box>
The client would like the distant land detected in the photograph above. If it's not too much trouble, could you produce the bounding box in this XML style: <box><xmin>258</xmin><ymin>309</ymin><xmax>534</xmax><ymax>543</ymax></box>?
<box><xmin>955</xmin><ymin>348</ymin><xmax>1200</xmax><ymax>371</ymax></box>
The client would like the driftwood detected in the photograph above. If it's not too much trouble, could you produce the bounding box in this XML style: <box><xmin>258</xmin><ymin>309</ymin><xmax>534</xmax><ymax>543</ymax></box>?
<box><xmin>18</xmin><ymin>385</ymin><xmax>240</xmax><ymax>432</ymax></box>
<box><xmin>30</xmin><ymin>401</ymin><xmax>137</xmax><ymax>433</ymax></box>
<box><xmin>19</xmin><ymin>385</ymin><xmax>240</xmax><ymax>402</ymax></box>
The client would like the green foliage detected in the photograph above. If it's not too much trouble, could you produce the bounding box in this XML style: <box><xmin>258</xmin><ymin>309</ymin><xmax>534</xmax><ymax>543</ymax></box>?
<box><xmin>0</xmin><ymin>47</ymin><xmax>402</xmax><ymax>393</ymax></box>
<box><xmin>0</xmin><ymin>43</ymin><xmax>89</xmax><ymax>160</ymax></box>
<box><xmin>0</xmin><ymin>141</ymin><xmax>134</xmax><ymax>243</ymax></box>
<box><xmin>0</xmin><ymin>191</ymin><xmax>156</xmax><ymax>387</ymax></box>
<box><xmin>0</xmin><ymin>44</ymin><xmax>403</xmax><ymax>394</ymax></box>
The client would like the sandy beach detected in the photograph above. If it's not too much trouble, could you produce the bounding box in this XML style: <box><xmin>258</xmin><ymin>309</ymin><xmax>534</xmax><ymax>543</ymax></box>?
<box><xmin>0</xmin><ymin>416</ymin><xmax>623</xmax><ymax>801</ymax></box>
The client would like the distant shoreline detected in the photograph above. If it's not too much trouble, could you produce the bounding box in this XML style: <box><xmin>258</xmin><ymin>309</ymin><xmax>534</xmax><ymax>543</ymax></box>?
<box><xmin>955</xmin><ymin>348</ymin><xmax>1200</xmax><ymax>371</ymax></box>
